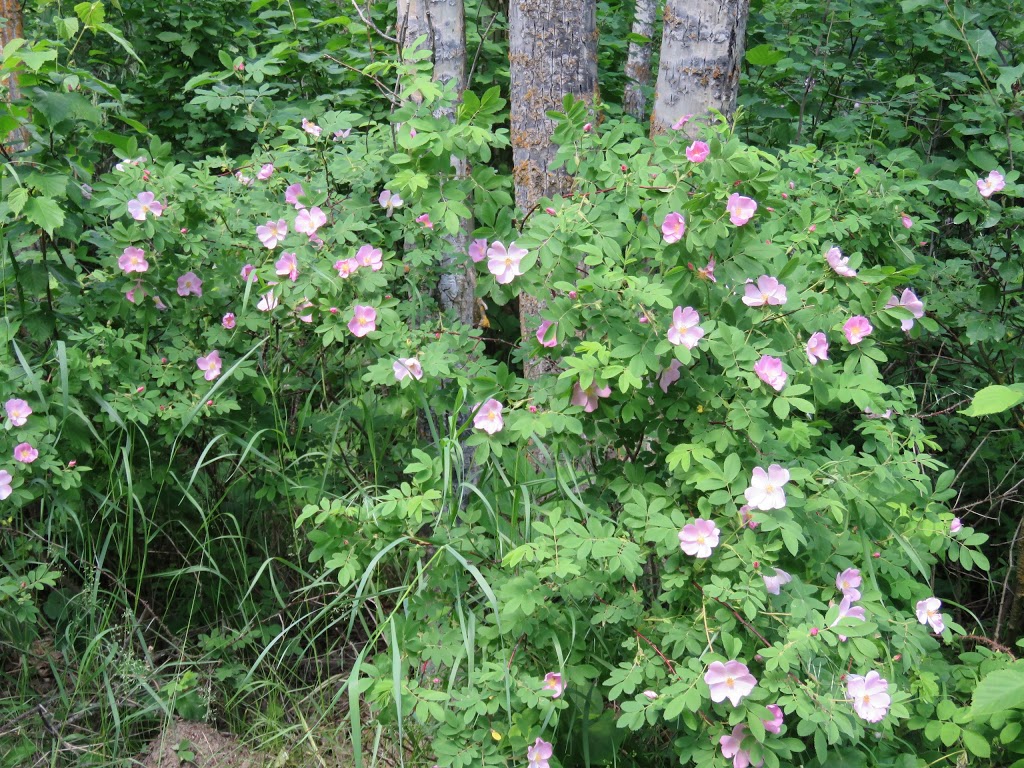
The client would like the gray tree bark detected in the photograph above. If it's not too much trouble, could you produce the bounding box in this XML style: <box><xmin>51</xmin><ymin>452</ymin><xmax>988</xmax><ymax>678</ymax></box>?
<box><xmin>623</xmin><ymin>0</ymin><xmax>657</xmax><ymax>121</ymax></box>
<box><xmin>397</xmin><ymin>0</ymin><xmax>475</xmax><ymax>328</ymax></box>
<box><xmin>509</xmin><ymin>0</ymin><xmax>598</xmax><ymax>378</ymax></box>
<box><xmin>1</xmin><ymin>0</ymin><xmax>28</xmax><ymax>153</ymax></box>
<box><xmin>650</xmin><ymin>0</ymin><xmax>750</xmax><ymax>137</ymax></box>
<box><xmin>429</xmin><ymin>0</ymin><xmax>475</xmax><ymax>328</ymax></box>
<box><xmin>397</xmin><ymin>0</ymin><xmax>431</xmax><ymax>54</ymax></box>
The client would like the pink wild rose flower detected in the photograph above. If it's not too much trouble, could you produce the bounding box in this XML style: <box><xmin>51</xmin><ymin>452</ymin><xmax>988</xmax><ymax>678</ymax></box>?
<box><xmin>763</xmin><ymin>705</ymin><xmax>784</xmax><ymax>734</ymax></box>
<box><xmin>118</xmin><ymin>247</ymin><xmax>149</xmax><ymax>274</ymax></box>
<box><xmin>742</xmin><ymin>276</ymin><xmax>787</xmax><ymax>307</ymax></box>
<box><xmin>951</xmin><ymin>517</ymin><xmax>963</xmax><ymax>534</ymax></box>
<box><xmin>671</xmin><ymin>114</ymin><xmax>693</xmax><ymax>130</ymax></box>
<box><xmin>275</xmin><ymin>252</ymin><xmax>299</xmax><ymax>281</ymax></box>
<box><xmin>14</xmin><ymin>442</ymin><xmax>39</xmax><ymax>463</ymax></box>
<box><xmin>916</xmin><ymin>597</ymin><xmax>945</xmax><ymax>633</ymax></box>
<box><xmin>257</xmin><ymin>290</ymin><xmax>279</xmax><ymax>312</ymax></box>
<box><xmin>0</xmin><ymin>469</ymin><xmax>12</xmax><ymax>500</ymax></box>
<box><xmin>685</xmin><ymin>141</ymin><xmax>710</xmax><ymax>163</ymax></box>
<box><xmin>806</xmin><ymin>332</ymin><xmax>829</xmax><ymax>365</ymax></box>
<box><xmin>977</xmin><ymin>170</ymin><xmax>1005</xmax><ymax>198</ymax></box>
<box><xmin>843</xmin><ymin>315</ymin><xmax>872</xmax><ymax>344</ymax></box>
<box><xmin>177</xmin><ymin>272</ymin><xmax>203</xmax><ymax>297</ymax></box>
<box><xmin>571</xmin><ymin>382</ymin><xmax>612</xmax><ymax>413</ymax></box>
<box><xmin>696</xmin><ymin>258</ymin><xmax>717</xmax><ymax>283</ymax></box>
<box><xmin>667</xmin><ymin>306</ymin><xmax>704</xmax><ymax>349</ymax></box>
<box><xmin>678</xmin><ymin>518</ymin><xmax>720</xmax><ymax>558</ymax></box>
<box><xmin>536</xmin><ymin>320</ymin><xmax>557</xmax><ymax>348</ymax></box>
<box><xmin>222</xmin><ymin>313</ymin><xmax>236</xmax><ymax>330</ymax></box>
<box><xmin>355</xmin><ymin>244</ymin><xmax>383</xmax><ymax>272</ymax></box>
<box><xmin>659</xmin><ymin>359</ymin><xmax>683</xmax><ymax>393</ymax></box>
<box><xmin>257</xmin><ymin>219</ymin><xmax>288</xmax><ymax>249</ymax></box>
<box><xmin>295</xmin><ymin>299</ymin><xmax>314</xmax><ymax>324</ymax></box>
<box><xmin>127</xmin><ymin>191</ymin><xmax>164</xmax><ymax>221</ymax></box>
<box><xmin>825</xmin><ymin>246</ymin><xmax>857</xmax><ymax>278</ymax></box>
<box><xmin>196</xmin><ymin>350</ymin><xmax>222</xmax><ymax>381</ymax></box>
<box><xmin>5</xmin><ymin>398</ymin><xmax>32</xmax><ymax>427</ymax></box>
<box><xmin>240</xmin><ymin>264</ymin><xmax>257</xmax><ymax>282</ymax></box>
<box><xmin>832</xmin><ymin>594</ymin><xmax>866</xmax><ymax>641</ymax></box>
<box><xmin>847</xmin><ymin>671</ymin><xmax>891</xmax><ymax>723</ymax></box>
<box><xmin>256</xmin><ymin>163</ymin><xmax>274</xmax><ymax>181</ymax></box>
<box><xmin>474</xmin><ymin>398</ymin><xmax>504</xmax><ymax>434</ymax></box>
<box><xmin>744</xmin><ymin>465</ymin><xmax>790</xmax><ymax>510</ymax></box>
<box><xmin>468</xmin><ymin>238</ymin><xmax>488</xmax><ymax>262</ymax></box>
<box><xmin>294</xmin><ymin>207</ymin><xmax>327</xmax><ymax>236</ymax></box>
<box><xmin>487</xmin><ymin>241</ymin><xmax>528</xmax><ymax>285</ymax></box>
<box><xmin>726</xmin><ymin>194</ymin><xmax>757</xmax><ymax>226</ymax></box>
<box><xmin>719</xmin><ymin>724</ymin><xmax>759</xmax><ymax>768</ymax></box>
<box><xmin>415</xmin><ymin>213</ymin><xmax>434</xmax><ymax>229</ymax></box>
<box><xmin>662</xmin><ymin>212</ymin><xmax>686</xmax><ymax>244</ymax></box>
<box><xmin>527</xmin><ymin>738</ymin><xmax>553</xmax><ymax>768</ymax></box>
<box><xmin>754</xmin><ymin>355</ymin><xmax>787</xmax><ymax>392</ymax></box>
<box><xmin>762</xmin><ymin>568</ymin><xmax>792</xmax><ymax>595</ymax></box>
<box><xmin>543</xmin><ymin>672</ymin><xmax>565</xmax><ymax>698</ymax></box>
<box><xmin>837</xmin><ymin>568</ymin><xmax>862</xmax><ymax>601</ymax></box>
<box><xmin>335</xmin><ymin>258</ymin><xmax>359</xmax><ymax>278</ymax></box>
<box><xmin>393</xmin><ymin>358</ymin><xmax>424</xmax><ymax>382</ymax></box>
<box><xmin>348</xmin><ymin>305</ymin><xmax>377</xmax><ymax>337</ymax></box>
<box><xmin>301</xmin><ymin>118</ymin><xmax>322</xmax><ymax>137</ymax></box>
<box><xmin>125</xmin><ymin>279</ymin><xmax>145</xmax><ymax>304</ymax></box>
<box><xmin>379</xmin><ymin>189</ymin><xmax>403</xmax><ymax>215</ymax></box>
<box><xmin>705</xmin><ymin>660</ymin><xmax>757</xmax><ymax>706</ymax></box>
<box><xmin>885</xmin><ymin>288</ymin><xmax>925</xmax><ymax>331</ymax></box>
<box><xmin>285</xmin><ymin>183</ymin><xmax>305</xmax><ymax>209</ymax></box>
<box><xmin>901</xmin><ymin>214</ymin><xmax>914</xmax><ymax>229</ymax></box>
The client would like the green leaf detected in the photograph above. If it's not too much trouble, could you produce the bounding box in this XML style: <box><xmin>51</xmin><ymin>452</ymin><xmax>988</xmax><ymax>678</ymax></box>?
<box><xmin>24</xmin><ymin>197</ymin><xmax>65</xmax><ymax>235</ymax></box>
<box><xmin>961</xmin><ymin>384</ymin><xmax>1024</xmax><ymax>417</ymax></box>
<box><xmin>961</xmin><ymin>730</ymin><xmax>991</xmax><ymax>758</ymax></box>
<box><xmin>74</xmin><ymin>1</ymin><xmax>105</xmax><ymax>27</ymax></box>
<box><xmin>971</xmin><ymin>664</ymin><xmax>1024</xmax><ymax>717</ymax></box>
<box><xmin>7</xmin><ymin>187</ymin><xmax>28</xmax><ymax>216</ymax></box>
<box><xmin>17</xmin><ymin>48</ymin><xmax>59</xmax><ymax>71</ymax></box>
<box><xmin>98</xmin><ymin>23</ymin><xmax>144</xmax><ymax>65</ymax></box>
<box><xmin>746</xmin><ymin>44</ymin><xmax>785</xmax><ymax>67</ymax></box>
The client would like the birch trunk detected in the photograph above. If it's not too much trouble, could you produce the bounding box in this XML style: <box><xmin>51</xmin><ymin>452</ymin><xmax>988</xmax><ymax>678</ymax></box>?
<box><xmin>396</xmin><ymin>0</ymin><xmax>475</xmax><ymax>327</ymax></box>
<box><xmin>509</xmin><ymin>0</ymin><xmax>598</xmax><ymax>378</ymax></box>
<box><xmin>397</xmin><ymin>0</ymin><xmax>431</xmax><ymax>54</ymax></box>
<box><xmin>650</xmin><ymin>0</ymin><xmax>750</xmax><ymax>137</ymax></box>
<box><xmin>1</xmin><ymin>0</ymin><xmax>28</xmax><ymax>153</ymax></box>
<box><xmin>429</xmin><ymin>0</ymin><xmax>475</xmax><ymax>328</ymax></box>
<box><xmin>623</xmin><ymin>0</ymin><xmax>656</xmax><ymax>121</ymax></box>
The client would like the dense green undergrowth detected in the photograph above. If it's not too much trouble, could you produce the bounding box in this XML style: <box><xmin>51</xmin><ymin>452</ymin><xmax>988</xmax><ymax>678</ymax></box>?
<box><xmin>2</xmin><ymin>0</ymin><xmax>1024</xmax><ymax>766</ymax></box>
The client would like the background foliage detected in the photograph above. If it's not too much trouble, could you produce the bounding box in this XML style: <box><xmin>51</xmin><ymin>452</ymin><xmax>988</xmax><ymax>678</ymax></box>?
<box><xmin>1</xmin><ymin>0</ymin><xmax>1024</xmax><ymax>766</ymax></box>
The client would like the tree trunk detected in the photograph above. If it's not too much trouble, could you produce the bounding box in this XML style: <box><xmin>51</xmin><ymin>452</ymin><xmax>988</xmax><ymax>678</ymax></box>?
<box><xmin>509</xmin><ymin>0</ymin><xmax>598</xmax><ymax>378</ymax></box>
<box><xmin>397</xmin><ymin>0</ymin><xmax>431</xmax><ymax>54</ymax></box>
<box><xmin>429</xmin><ymin>0</ymin><xmax>475</xmax><ymax>328</ymax></box>
<box><xmin>396</xmin><ymin>1</ymin><xmax>475</xmax><ymax>328</ymax></box>
<box><xmin>1</xmin><ymin>0</ymin><xmax>28</xmax><ymax>153</ymax></box>
<box><xmin>623</xmin><ymin>0</ymin><xmax>656</xmax><ymax>121</ymax></box>
<box><xmin>650</xmin><ymin>0</ymin><xmax>750</xmax><ymax>137</ymax></box>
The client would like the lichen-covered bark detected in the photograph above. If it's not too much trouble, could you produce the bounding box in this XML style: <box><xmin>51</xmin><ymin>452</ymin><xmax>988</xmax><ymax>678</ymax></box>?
<box><xmin>650</xmin><ymin>0</ymin><xmax>750</xmax><ymax>137</ymax></box>
<box><xmin>429</xmin><ymin>0</ymin><xmax>475</xmax><ymax>327</ymax></box>
<box><xmin>509</xmin><ymin>0</ymin><xmax>598</xmax><ymax>377</ymax></box>
<box><xmin>623</xmin><ymin>0</ymin><xmax>656</xmax><ymax>121</ymax></box>
<box><xmin>1</xmin><ymin>0</ymin><xmax>27</xmax><ymax>152</ymax></box>
<box><xmin>396</xmin><ymin>1</ymin><xmax>475</xmax><ymax>327</ymax></box>
<box><xmin>397</xmin><ymin>0</ymin><xmax>431</xmax><ymax>55</ymax></box>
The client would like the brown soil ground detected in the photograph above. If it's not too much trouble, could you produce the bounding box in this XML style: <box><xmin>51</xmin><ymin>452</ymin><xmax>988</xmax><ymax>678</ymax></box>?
<box><xmin>139</xmin><ymin>720</ymin><xmax>267</xmax><ymax>768</ymax></box>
